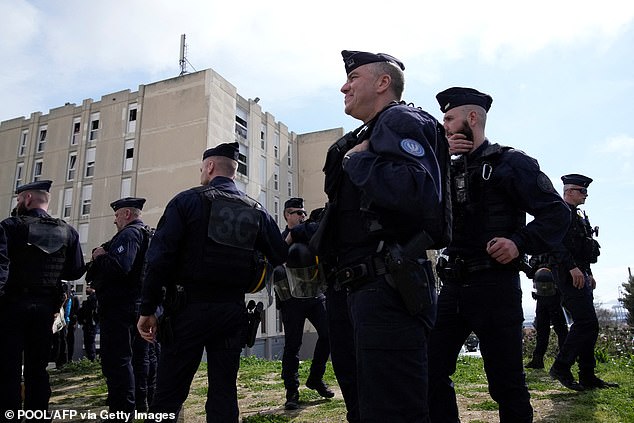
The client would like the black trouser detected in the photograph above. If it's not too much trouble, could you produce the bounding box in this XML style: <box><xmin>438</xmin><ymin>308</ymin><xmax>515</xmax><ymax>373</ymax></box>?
<box><xmin>0</xmin><ymin>296</ymin><xmax>56</xmax><ymax>420</ymax></box>
<box><xmin>348</xmin><ymin>275</ymin><xmax>433</xmax><ymax>423</ymax></box>
<box><xmin>82</xmin><ymin>324</ymin><xmax>97</xmax><ymax>361</ymax></box>
<box><xmin>99</xmin><ymin>302</ymin><xmax>143</xmax><ymax>421</ymax></box>
<box><xmin>325</xmin><ymin>286</ymin><xmax>359</xmax><ymax>423</ymax></box>
<box><xmin>279</xmin><ymin>295</ymin><xmax>330</xmax><ymax>392</ymax></box>
<box><xmin>428</xmin><ymin>269</ymin><xmax>533</xmax><ymax>423</ymax></box>
<box><xmin>553</xmin><ymin>269</ymin><xmax>598</xmax><ymax>378</ymax></box>
<box><xmin>147</xmin><ymin>300</ymin><xmax>245</xmax><ymax>422</ymax></box>
<box><xmin>531</xmin><ymin>292</ymin><xmax>568</xmax><ymax>360</ymax></box>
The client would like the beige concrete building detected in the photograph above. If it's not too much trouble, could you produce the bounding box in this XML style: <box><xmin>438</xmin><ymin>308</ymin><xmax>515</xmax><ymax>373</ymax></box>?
<box><xmin>0</xmin><ymin>68</ymin><xmax>340</xmax><ymax>358</ymax></box>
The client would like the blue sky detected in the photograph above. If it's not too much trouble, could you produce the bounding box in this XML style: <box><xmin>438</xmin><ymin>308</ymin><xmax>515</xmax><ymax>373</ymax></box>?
<box><xmin>1</xmin><ymin>0</ymin><xmax>633</xmax><ymax>317</ymax></box>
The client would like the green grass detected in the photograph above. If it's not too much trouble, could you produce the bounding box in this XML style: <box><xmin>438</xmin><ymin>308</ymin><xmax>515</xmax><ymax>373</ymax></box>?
<box><xmin>49</xmin><ymin>330</ymin><xmax>634</xmax><ymax>422</ymax></box>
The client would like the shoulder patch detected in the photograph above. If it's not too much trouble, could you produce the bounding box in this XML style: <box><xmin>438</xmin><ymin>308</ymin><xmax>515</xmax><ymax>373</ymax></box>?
<box><xmin>400</xmin><ymin>138</ymin><xmax>425</xmax><ymax>157</ymax></box>
<box><xmin>116</xmin><ymin>245</ymin><xmax>125</xmax><ymax>254</ymax></box>
<box><xmin>537</xmin><ymin>172</ymin><xmax>555</xmax><ymax>193</ymax></box>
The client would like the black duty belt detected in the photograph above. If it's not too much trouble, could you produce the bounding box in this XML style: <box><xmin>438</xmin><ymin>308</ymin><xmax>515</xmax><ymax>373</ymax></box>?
<box><xmin>334</xmin><ymin>255</ymin><xmax>387</xmax><ymax>291</ymax></box>
<box><xmin>436</xmin><ymin>255</ymin><xmax>504</xmax><ymax>283</ymax></box>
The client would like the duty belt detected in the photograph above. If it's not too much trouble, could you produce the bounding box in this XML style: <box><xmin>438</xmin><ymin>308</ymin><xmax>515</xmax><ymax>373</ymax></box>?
<box><xmin>334</xmin><ymin>255</ymin><xmax>387</xmax><ymax>291</ymax></box>
<box><xmin>436</xmin><ymin>255</ymin><xmax>502</xmax><ymax>283</ymax></box>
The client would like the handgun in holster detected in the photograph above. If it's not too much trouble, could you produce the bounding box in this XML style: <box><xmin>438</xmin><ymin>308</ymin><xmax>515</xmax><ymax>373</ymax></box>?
<box><xmin>244</xmin><ymin>300</ymin><xmax>264</xmax><ymax>348</ymax></box>
<box><xmin>384</xmin><ymin>232</ymin><xmax>437</xmax><ymax>316</ymax></box>
<box><xmin>158</xmin><ymin>284</ymin><xmax>187</xmax><ymax>345</ymax></box>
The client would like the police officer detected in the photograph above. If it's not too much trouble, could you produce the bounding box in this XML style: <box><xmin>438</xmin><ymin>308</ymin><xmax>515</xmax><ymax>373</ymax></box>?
<box><xmin>78</xmin><ymin>286</ymin><xmax>98</xmax><ymax>361</ymax></box>
<box><xmin>90</xmin><ymin>197</ymin><xmax>151</xmax><ymax>419</ymax></box>
<box><xmin>428</xmin><ymin>88</ymin><xmax>570</xmax><ymax>423</ymax></box>
<box><xmin>315</xmin><ymin>50</ymin><xmax>446</xmax><ymax>422</ymax></box>
<box><xmin>0</xmin><ymin>180</ymin><xmax>85</xmax><ymax>418</ymax></box>
<box><xmin>278</xmin><ymin>197</ymin><xmax>333</xmax><ymax>410</ymax></box>
<box><xmin>549</xmin><ymin>174</ymin><xmax>618</xmax><ymax>390</ymax></box>
<box><xmin>525</xmin><ymin>256</ymin><xmax>568</xmax><ymax>369</ymax></box>
<box><xmin>137</xmin><ymin>142</ymin><xmax>287</xmax><ymax>422</ymax></box>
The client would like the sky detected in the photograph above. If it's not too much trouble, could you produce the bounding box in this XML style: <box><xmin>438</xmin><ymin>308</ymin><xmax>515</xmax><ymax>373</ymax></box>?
<box><xmin>1</xmin><ymin>0</ymin><xmax>633</xmax><ymax>318</ymax></box>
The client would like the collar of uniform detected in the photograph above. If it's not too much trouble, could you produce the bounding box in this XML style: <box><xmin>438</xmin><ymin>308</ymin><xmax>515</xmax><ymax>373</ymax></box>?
<box><xmin>209</xmin><ymin>176</ymin><xmax>241</xmax><ymax>195</ymax></box>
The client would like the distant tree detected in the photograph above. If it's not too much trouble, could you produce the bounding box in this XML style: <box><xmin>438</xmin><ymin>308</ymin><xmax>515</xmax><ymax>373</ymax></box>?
<box><xmin>594</xmin><ymin>302</ymin><xmax>616</xmax><ymax>328</ymax></box>
<box><xmin>620</xmin><ymin>267</ymin><xmax>634</xmax><ymax>326</ymax></box>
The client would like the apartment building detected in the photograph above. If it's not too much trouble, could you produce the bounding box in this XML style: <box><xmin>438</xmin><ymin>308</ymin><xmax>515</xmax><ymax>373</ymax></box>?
<box><xmin>0</xmin><ymin>68</ymin><xmax>339</xmax><ymax>359</ymax></box>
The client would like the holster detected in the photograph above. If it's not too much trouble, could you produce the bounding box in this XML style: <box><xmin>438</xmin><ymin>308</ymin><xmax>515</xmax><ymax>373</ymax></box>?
<box><xmin>384</xmin><ymin>237</ymin><xmax>436</xmax><ymax>316</ymax></box>
<box><xmin>244</xmin><ymin>300</ymin><xmax>264</xmax><ymax>348</ymax></box>
<box><xmin>158</xmin><ymin>284</ymin><xmax>187</xmax><ymax>345</ymax></box>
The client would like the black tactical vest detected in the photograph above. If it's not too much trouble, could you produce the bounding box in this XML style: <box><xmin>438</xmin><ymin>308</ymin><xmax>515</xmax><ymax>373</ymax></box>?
<box><xmin>450</xmin><ymin>144</ymin><xmax>525</xmax><ymax>254</ymax></box>
<box><xmin>196</xmin><ymin>186</ymin><xmax>263</xmax><ymax>292</ymax></box>
<box><xmin>10</xmin><ymin>216</ymin><xmax>71</xmax><ymax>289</ymax></box>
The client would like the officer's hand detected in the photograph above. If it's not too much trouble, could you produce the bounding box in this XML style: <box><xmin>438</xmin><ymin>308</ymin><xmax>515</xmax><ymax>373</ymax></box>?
<box><xmin>569</xmin><ymin>267</ymin><xmax>585</xmax><ymax>289</ymax></box>
<box><xmin>486</xmin><ymin>237</ymin><xmax>519</xmax><ymax>264</ymax></box>
<box><xmin>447</xmin><ymin>133</ymin><xmax>474</xmax><ymax>155</ymax></box>
<box><xmin>589</xmin><ymin>275</ymin><xmax>597</xmax><ymax>290</ymax></box>
<box><xmin>137</xmin><ymin>315</ymin><xmax>158</xmax><ymax>343</ymax></box>
<box><xmin>92</xmin><ymin>246</ymin><xmax>106</xmax><ymax>259</ymax></box>
<box><xmin>348</xmin><ymin>139</ymin><xmax>370</xmax><ymax>154</ymax></box>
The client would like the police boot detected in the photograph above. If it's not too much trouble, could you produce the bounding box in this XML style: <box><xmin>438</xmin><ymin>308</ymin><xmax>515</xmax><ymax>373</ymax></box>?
<box><xmin>306</xmin><ymin>378</ymin><xmax>335</xmax><ymax>398</ymax></box>
<box><xmin>525</xmin><ymin>356</ymin><xmax>544</xmax><ymax>369</ymax></box>
<box><xmin>549</xmin><ymin>364</ymin><xmax>584</xmax><ymax>391</ymax></box>
<box><xmin>579</xmin><ymin>374</ymin><xmax>619</xmax><ymax>390</ymax></box>
<box><xmin>284</xmin><ymin>389</ymin><xmax>300</xmax><ymax>410</ymax></box>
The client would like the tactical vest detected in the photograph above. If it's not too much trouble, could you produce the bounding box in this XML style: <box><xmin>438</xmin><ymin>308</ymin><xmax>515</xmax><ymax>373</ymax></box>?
<box><xmin>450</xmin><ymin>144</ymin><xmax>525</xmax><ymax>253</ymax></box>
<box><xmin>195</xmin><ymin>186</ymin><xmax>266</xmax><ymax>293</ymax></box>
<box><xmin>566</xmin><ymin>209</ymin><xmax>600</xmax><ymax>266</ymax></box>
<box><xmin>9</xmin><ymin>216</ymin><xmax>71</xmax><ymax>289</ymax></box>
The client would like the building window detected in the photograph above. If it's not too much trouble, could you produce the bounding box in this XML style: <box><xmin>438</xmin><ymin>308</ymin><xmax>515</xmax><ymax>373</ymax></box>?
<box><xmin>85</xmin><ymin>147</ymin><xmax>96</xmax><ymax>178</ymax></box>
<box><xmin>123</xmin><ymin>140</ymin><xmax>134</xmax><ymax>171</ymax></box>
<box><xmin>259</xmin><ymin>156</ymin><xmax>266</xmax><ymax>185</ymax></box>
<box><xmin>32</xmin><ymin>159</ymin><xmax>43</xmax><ymax>181</ymax></box>
<box><xmin>274</xmin><ymin>132</ymin><xmax>280</xmax><ymax>159</ymax></box>
<box><xmin>81</xmin><ymin>185</ymin><xmax>92</xmax><ymax>216</ymax></box>
<box><xmin>287</xmin><ymin>180</ymin><xmax>292</xmax><ymax>197</ymax></box>
<box><xmin>67</xmin><ymin>152</ymin><xmax>78</xmax><ymax>181</ymax></box>
<box><xmin>63</xmin><ymin>188</ymin><xmax>73</xmax><ymax>218</ymax></box>
<box><xmin>237</xmin><ymin>144</ymin><xmax>248</xmax><ymax>176</ymax></box>
<box><xmin>273</xmin><ymin>164</ymin><xmax>279</xmax><ymax>191</ymax></box>
<box><xmin>18</xmin><ymin>130</ymin><xmax>28</xmax><ymax>156</ymax></box>
<box><xmin>89</xmin><ymin>113</ymin><xmax>100</xmax><ymax>141</ymax></box>
<box><xmin>127</xmin><ymin>103</ymin><xmax>137</xmax><ymax>133</ymax></box>
<box><xmin>273</xmin><ymin>197</ymin><xmax>280</xmax><ymax>225</ymax></box>
<box><xmin>287</xmin><ymin>142</ymin><xmax>292</xmax><ymax>167</ymax></box>
<box><xmin>78</xmin><ymin>223</ymin><xmax>89</xmax><ymax>245</ymax></box>
<box><xmin>14</xmin><ymin>163</ymin><xmax>24</xmax><ymax>190</ymax></box>
<box><xmin>235</xmin><ymin>107</ymin><xmax>248</xmax><ymax>140</ymax></box>
<box><xmin>71</xmin><ymin>118</ymin><xmax>81</xmax><ymax>145</ymax></box>
<box><xmin>37</xmin><ymin>126</ymin><xmax>47</xmax><ymax>153</ymax></box>
<box><xmin>260</xmin><ymin>124</ymin><xmax>266</xmax><ymax>150</ymax></box>
<box><xmin>258</xmin><ymin>190</ymin><xmax>267</xmax><ymax>210</ymax></box>
<box><xmin>121</xmin><ymin>177</ymin><xmax>131</xmax><ymax>198</ymax></box>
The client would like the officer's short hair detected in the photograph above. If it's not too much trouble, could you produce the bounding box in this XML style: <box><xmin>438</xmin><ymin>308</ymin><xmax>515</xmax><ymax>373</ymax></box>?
<box><xmin>370</xmin><ymin>61</ymin><xmax>404</xmax><ymax>100</ymax></box>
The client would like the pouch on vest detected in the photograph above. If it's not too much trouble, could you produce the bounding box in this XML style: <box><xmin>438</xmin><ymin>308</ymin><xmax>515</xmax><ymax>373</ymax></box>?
<box><xmin>208</xmin><ymin>198</ymin><xmax>260</xmax><ymax>250</ymax></box>
<box><xmin>24</xmin><ymin>216</ymin><xmax>70</xmax><ymax>254</ymax></box>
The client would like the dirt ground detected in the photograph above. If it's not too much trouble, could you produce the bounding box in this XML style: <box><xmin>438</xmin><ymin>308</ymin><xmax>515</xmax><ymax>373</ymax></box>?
<box><xmin>49</xmin><ymin>367</ymin><xmax>572</xmax><ymax>423</ymax></box>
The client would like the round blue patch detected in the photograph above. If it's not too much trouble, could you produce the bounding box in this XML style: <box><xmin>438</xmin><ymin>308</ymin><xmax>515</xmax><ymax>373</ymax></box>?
<box><xmin>400</xmin><ymin>139</ymin><xmax>425</xmax><ymax>157</ymax></box>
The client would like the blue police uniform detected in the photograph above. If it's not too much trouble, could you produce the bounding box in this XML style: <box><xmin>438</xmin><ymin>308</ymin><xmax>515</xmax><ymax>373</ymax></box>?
<box><xmin>549</xmin><ymin>175</ymin><xmax>613</xmax><ymax>389</ymax></box>
<box><xmin>278</xmin><ymin>218</ymin><xmax>332</xmax><ymax>408</ymax></box>
<box><xmin>320</xmin><ymin>77</ymin><xmax>445</xmax><ymax>422</ymax></box>
<box><xmin>91</xmin><ymin>198</ymin><xmax>150</xmax><ymax>419</ymax></box>
<box><xmin>429</xmin><ymin>131</ymin><xmax>570</xmax><ymax>422</ymax></box>
<box><xmin>0</xmin><ymin>180</ymin><xmax>85</xmax><ymax>418</ymax></box>
<box><xmin>527</xmin><ymin>291</ymin><xmax>568</xmax><ymax>368</ymax></box>
<box><xmin>140</xmin><ymin>174</ymin><xmax>287</xmax><ymax>422</ymax></box>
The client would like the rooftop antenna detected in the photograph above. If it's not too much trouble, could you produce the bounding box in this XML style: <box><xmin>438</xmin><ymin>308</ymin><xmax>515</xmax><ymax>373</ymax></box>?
<box><xmin>179</xmin><ymin>34</ymin><xmax>188</xmax><ymax>76</ymax></box>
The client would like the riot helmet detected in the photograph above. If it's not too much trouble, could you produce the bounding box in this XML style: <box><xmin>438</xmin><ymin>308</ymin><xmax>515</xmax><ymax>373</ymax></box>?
<box><xmin>285</xmin><ymin>243</ymin><xmax>326</xmax><ymax>298</ymax></box>
<box><xmin>533</xmin><ymin>267</ymin><xmax>556</xmax><ymax>297</ymax></box>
